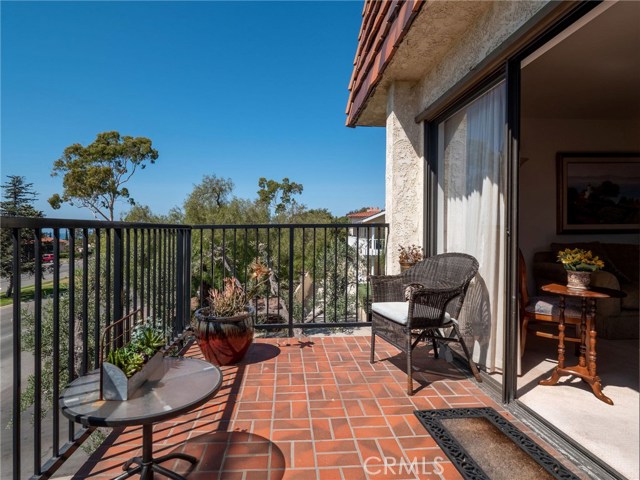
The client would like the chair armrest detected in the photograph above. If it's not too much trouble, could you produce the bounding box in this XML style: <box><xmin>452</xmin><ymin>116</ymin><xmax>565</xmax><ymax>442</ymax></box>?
<box><xmin>369</xmin><ymin>275</ymin><xmax>405</xmax><ymax>303</ymax></box>
<box><xmin>408</xmin><ymin>286</ymin><xmax>463</xmax><ymax>327</ymax></box>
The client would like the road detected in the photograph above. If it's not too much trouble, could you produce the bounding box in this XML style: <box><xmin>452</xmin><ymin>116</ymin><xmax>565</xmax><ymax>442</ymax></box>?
<box><xmin>0</xmin><ymin>260</ymin><xmax>71</xmax><ymax>293</ymax></box>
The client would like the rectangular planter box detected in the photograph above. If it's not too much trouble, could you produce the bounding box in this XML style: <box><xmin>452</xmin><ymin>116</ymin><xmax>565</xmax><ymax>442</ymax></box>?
<box><xmin>101</xmin><ymin>350</ymin><xmax>164</xmax><ymax>401</ymax></box>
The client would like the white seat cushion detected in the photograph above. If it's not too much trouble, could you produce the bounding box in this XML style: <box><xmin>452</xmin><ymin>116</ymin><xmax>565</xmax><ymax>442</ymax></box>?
<box><xmin>372</xmin><ymin>302</ymin><xmax>409</xmax><ymax>325</ymax></box>
<box><xmin>372</xmin><ymin>302</ymin><xmax>454</xmax><ymax>326</ymax></box>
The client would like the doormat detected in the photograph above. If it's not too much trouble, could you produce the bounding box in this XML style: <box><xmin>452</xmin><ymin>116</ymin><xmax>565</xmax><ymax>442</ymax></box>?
<box><xmin>414</xmin><ymin>407</ymin><xmax>579</xmax><ymax>480</ymax></box>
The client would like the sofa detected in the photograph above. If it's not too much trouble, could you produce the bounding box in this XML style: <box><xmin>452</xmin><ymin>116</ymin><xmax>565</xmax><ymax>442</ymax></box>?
<box><xmin>532</xmin><ymin>242</ymin><xmax>639</xmax><ymax>339</ymax></box>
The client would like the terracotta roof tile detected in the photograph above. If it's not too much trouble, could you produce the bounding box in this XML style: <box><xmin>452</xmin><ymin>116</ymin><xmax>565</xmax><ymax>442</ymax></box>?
<box><xmin>346</xmin><ymin>208</ymin><xmax>381</xmax><ymax>219</ymax></box>
<box><xmin>345</xmin><ymin>0</ymin><xmax>425</xmax><ymax>127</ymax></box>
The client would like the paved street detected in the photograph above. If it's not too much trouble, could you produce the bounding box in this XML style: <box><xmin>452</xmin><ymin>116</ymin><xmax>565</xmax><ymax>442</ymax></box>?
<box><xmin>0</xmin><ymin>260</ymin><xmax>71</xmax><ymax>294</ymax></box>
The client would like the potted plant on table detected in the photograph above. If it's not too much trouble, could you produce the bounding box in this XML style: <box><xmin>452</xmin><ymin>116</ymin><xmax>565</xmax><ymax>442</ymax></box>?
<box><xmin>193</xmin><ymin>259</ymin><xmax>271</xmax><ymax>366</ymax></box>
<box><xmin>398</xmin><ymin>244</ymin><xmax>424</xmax><ymax>272</ymax></box>
<box><xmin>557</xmin><ymin>248</ymin><xmax>605</xmax><ymax>290</ymax></box>
<box><xmin>102</xmin><ymin>322</ymin><xmax>166</xmax><ymax>401</ymax></box>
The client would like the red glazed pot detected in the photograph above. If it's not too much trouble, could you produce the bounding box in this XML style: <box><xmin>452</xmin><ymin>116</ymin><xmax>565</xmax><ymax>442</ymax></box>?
<box><xmin>193</xmin><ymin>307</ymin><xmax>254</xmax><ymax>366</ymax></box>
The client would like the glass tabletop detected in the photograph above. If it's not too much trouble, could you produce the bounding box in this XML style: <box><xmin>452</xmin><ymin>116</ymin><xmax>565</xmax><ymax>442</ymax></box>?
<box><xmin>60</xmin><ymin>357</ymin><xmax>222</xmax><ymax>427</ymax></box>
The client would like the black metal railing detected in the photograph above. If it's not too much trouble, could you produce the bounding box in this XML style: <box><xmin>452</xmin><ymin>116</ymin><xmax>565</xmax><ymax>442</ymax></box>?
<box><xmin>0</xmin><ymin>216</ymin><xmax>388</xmax><ymax>479</ymax></box>
<box><xmin>191</xmin><ymin>224</ymin><xmax>387</xmax><ymax>335</ymax></box>
<box><xmin>0</xmin><ymin>216</ymin><xmax>191</xmax><ymax>480</ymax></box>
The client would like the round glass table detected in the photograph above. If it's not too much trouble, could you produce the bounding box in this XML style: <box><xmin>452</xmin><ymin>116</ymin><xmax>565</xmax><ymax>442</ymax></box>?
<box><xmin>60</xmin><ymin>357</ymin><xmax>222</xmax><ymax>479</ymax></box>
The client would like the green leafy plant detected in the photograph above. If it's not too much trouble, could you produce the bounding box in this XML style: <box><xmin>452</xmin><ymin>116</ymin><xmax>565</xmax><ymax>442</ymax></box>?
<box><xmin>106</xmin><ymin>348</ymin><xmax>144</xmax><ymax>378</ymax></box>
<box><xmin>557</xmin><ymin>248</ymin><xmax>605</xmax><ymax>272</ymax></box>
<box><xmin>106</xmin><ymin>321</ymin><xmax>165</xmax><ymax>378</ymax></box>
<box><xmin>130</xmin><ymin>322</ymin><xmax>165</xmax><ymax>357</ymax></box>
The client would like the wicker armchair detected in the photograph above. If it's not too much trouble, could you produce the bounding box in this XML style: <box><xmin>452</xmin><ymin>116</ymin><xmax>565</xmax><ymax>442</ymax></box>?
<box><xmin>369</xmin><ymin>253</ymin><xmax>482</xmax><ymax>395</ymax></box>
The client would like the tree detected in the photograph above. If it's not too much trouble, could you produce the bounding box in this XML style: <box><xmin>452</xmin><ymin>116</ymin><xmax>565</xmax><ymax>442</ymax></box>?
<box><xmin>183</xmin><ymin>175</ymin><xmax>234</xmax><ymax>224</ymax></box>
<box><xmin>49</xmin><ymin>131</ymin><xmax>159</xmax><ymax>221</ymax></box>
<box><xmin>257</xmin><ymin>177</ymin><xmax>303</xmax><ymax>218</ymax></box>
<box><xmin>0</xmin><ymin>175</ymin><xmax>44</xmax><ymax>297</ymax></box>
<box><xmin>122</xmin><ymin>204</ymin><xmax>184</xmax><ymax>224</ymax></box>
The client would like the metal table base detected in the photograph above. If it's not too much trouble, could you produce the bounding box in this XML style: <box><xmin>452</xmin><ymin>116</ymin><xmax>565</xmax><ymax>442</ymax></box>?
<box><xmin>114</xmin><ymin>424</ymin><xmax>196</xmax><ymax>480</ymax></box>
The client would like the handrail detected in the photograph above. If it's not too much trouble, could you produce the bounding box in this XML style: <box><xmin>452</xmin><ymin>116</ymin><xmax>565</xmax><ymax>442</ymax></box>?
<box><xmin>1</xmin><ymin>215</ymin><xmax>389</xmax><ymax>230</ymax></box>
<box><xmin>192</xmin><ymin>222</ymin><xmax>390</xmax><ymax>229</ymax></box>
<box><xmin>0</xmin><ymin>215</ymin><xmax>187</xmax><ymax>230</ymax></box>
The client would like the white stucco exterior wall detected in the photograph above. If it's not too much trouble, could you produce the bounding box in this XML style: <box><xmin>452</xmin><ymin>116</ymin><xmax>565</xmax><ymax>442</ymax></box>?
<box><xmin>385</xmin><ymin>81</ymin><xmax>424</xmax><ymax>273</ymax></box>
<box><xmin>417</xmin><ymin>1</ymin><xmax>547</xmax><ymax>110</ymax></box>
<box><xmin>382</xmin><ymin>1</ymin><xmax>548</xmax><ymax>271</ymax></box>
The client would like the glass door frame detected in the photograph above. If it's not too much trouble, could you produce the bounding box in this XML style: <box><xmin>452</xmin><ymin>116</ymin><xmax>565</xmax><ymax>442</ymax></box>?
<box><xmin>422</xmin><ymin>1</ymin><xmax>602</xmax><ymax>405</ymax></box>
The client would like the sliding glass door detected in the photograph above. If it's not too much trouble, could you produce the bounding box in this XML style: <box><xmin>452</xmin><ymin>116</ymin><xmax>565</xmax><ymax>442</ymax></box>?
<box><xmin>435</xmin><ymin>81</ymin><xmax>508</xmax><ymax>375</ymax></box>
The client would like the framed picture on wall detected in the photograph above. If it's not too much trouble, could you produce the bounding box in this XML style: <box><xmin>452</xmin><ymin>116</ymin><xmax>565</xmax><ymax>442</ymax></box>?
<box><xmin>556</xmin><ymin>152</ymin><xmax>640</xmax><ymax>234</ymax></box>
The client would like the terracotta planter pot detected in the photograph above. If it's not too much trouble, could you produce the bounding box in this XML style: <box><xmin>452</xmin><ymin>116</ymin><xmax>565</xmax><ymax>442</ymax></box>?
<box><xmin>566</xmin><ymin>270</ymin><xmax>591</xmax><ymax>290</ymax></box>
<box><xmin>399</xmin><ymin>261</ymin><xmax>415</xmax><ymax>272</ymax></box>
<box><xmin>193</xmin><ymin>307</ymin><xmax>254</xmax><ymax>366</ymax></box>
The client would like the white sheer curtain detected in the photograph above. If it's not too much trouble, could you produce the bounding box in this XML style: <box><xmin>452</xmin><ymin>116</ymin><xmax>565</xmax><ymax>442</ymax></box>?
<box><xmin>437</xmin><ymin>82</ymin><xmax>506</xmax><ymax>373</ymax></box>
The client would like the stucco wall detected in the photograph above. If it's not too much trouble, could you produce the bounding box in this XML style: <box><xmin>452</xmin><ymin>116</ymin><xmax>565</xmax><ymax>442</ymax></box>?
<box><xmin>384</xmin><ymin>1</ymin><xmax>547</xmax><ymax>268</ymax></box>
<box><xmin>385</xmin><ymin>81</ymin><xmax>424</xmax><ymax>273</ymax></box>
<box><xmin>417</xmin><ymin>0</ymin><xmax>547</xmax><ymax>111</ymax></box>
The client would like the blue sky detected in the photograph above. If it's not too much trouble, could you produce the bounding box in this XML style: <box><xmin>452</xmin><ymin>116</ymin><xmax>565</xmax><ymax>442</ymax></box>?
<box><xmin>1</xmin><ymin>1</ymin><xmax>384</xmax><ymax>220</ymax></box>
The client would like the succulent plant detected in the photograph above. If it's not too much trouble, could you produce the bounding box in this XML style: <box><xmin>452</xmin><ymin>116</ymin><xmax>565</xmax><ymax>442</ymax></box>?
<box><xmin>105</xmin><ymin>321</ymin><xmax>166</xmax><ymax>378</ymax></box>
<box><xmin>106</xmin><ymin>348</ymin><xmax>145</xmax><ymax>378</ymax></box>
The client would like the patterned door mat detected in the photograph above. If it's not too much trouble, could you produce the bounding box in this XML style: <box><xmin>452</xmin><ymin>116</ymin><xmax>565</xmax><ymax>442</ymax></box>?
<box><xmin>414</xmin><ymin>407</ymin><xmax>579</xmax><ymax>480</ymax></box>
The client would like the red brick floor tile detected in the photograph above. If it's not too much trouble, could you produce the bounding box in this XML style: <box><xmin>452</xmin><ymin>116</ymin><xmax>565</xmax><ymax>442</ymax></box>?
<box><xmin>271</xmin><ymin>428</ymin><xmax>313</xmax><ymax>442</ymax></box>
<box><xmin>329</xmin><ymin>417</ymin><xmax>354</xmax><ymax>439</ymax></box>
<box><xmin>292</xmin><ymin>441</ymin><xmax>316</xmax><ymax>468</ymax></box>
<box><xmin>340</xmin><ymin>466</ymin><xmax>368</xmax><ymax>480</ymax></box>
<box><xmin>317</xmin><ymin>451</ymin><xmax>362</xmax><ymax>468</ymax></box>
<box><xmin>315</xmin><ymin>439</ymin><xmax>356</xmax><ymax>453</ymax></box>
<box><xmin>74</xmin><ymin>337</ymin><xmax>588</xmax><ymax>480</ymax></box>
<box><xmin>358</xmin><ymin>429</ymin><xmax>400</xmax><ymax>443</ymax></box>
<box><xmin>311</xmin><ymin>418</ymin><xmax>332</xmax><ymax>440</ymax></box>
<box><xmin>318</xmin><ymin>467</ymin><xmax>342</xmax><ymax>480</ymax></box>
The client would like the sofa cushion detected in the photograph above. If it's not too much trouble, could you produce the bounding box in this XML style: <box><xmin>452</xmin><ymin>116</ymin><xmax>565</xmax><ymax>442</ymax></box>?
<box><xmin>621</xmin><ymin>282</ymin><xmax>639</xmax><ymax>310</ymax></box>
<box><xmin>525</xmin><ymin>296</ymin><xmax>584</xmax><ymax>319</ymax></box>
<box><xmin>603</xmin><ymin>243</ymin><xmax>639</xmax><ymax>283</ymax></box>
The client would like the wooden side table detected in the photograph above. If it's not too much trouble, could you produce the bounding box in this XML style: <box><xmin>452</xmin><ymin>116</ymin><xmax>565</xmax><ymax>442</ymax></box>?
<box><xmin>539</xmin><ymin>283</ymin><xmax>625</xmax><ymax>405</ymax></box>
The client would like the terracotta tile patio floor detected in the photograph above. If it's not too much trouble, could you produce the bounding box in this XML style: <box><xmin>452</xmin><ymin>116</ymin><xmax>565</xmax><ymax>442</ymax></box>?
<box><xmin>73</xmin><ymin>336</ymin><xmax>587</xmax><ymax>480</ymax></box>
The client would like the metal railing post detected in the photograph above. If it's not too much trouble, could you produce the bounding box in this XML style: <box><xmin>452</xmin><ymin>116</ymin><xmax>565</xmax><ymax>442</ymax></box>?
<box><xmin>113</xmin><ymin>227</ymin><xmax>124</xmax><ymax>347</ymax></box>
<box><xmin>12</xmin><ymin>227</ymin><xmax>21</xmax><ymax>480</ymax></box>
<box><xmin>185</xmin><ymin>228</ymin><xmax>192</xmax><ymax>331</ymax></box>
<box><xmin>288</xmin><ymin>228</ymin><xmax>294</xmax><ymax>337</ymax></box>
<box><xmin>176</xmin><ymin>228</ymin><xmax>184</xmax><ymax>332</ymax></box>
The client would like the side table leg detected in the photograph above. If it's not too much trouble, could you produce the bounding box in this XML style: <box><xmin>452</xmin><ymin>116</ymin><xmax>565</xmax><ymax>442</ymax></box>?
<box><xmin>578</xmin><ymin>298</ymin><xmax>587</xmax><ymax>368</ymax></box>
<box><xmin>558</xmin><ymin>295</ymin><xmax>566</xmax><ymax>370</ymax></box>
<box><xmin>540</xmin><ymin>295</ymin><xmax>565</xmax><ymax>386</ymax></box>
<box><xmin>587</xmin><ymin>299</ymin><xmax>597</xmax><ymax>377</ymax></box>
<box><xmin>586</xmin><ymin>299</ymin><xmax>613</xmax><ymax>405</ymax></box>
<box><xmin>113</xmin><ymin>465</ymin><xmax>142</xmax><ymax>480</ymax></box>
<box><xmin>153</xmin><ymin>463</ymin><xmax>188</xmax><ymax>480</ymax></box>
<box><xmin>142</xmin><ymin>424</ymin><xmax>154</xmax><ymax>480</ymax></box>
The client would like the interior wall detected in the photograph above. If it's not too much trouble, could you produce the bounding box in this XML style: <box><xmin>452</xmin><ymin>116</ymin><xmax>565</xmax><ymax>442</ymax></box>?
<box><xmin>519</xmin><ymin>116</ymin><xmax>640</xmax><ymax>289</ymax></box>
